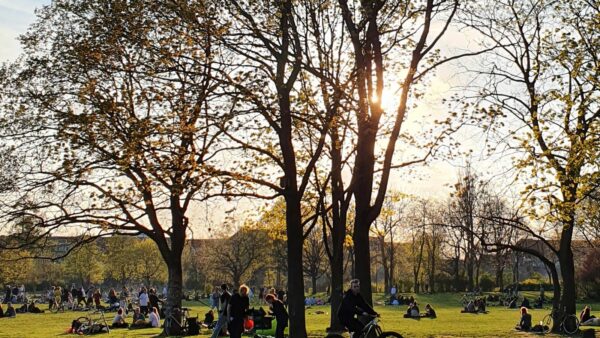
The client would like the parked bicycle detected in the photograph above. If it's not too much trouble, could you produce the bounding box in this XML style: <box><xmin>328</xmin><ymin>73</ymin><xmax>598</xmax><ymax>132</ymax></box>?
<box><xmin>328</xmin><ymin>315</ymin><xmax>403</xmax><ymax>338</ymax></box>
<box><xmin>542</xmin><ymin>307</ymin><xmax>579</xmax><ymax>334</ymax></box>
<box><xmin>163</xmin><ymin>307</ymin><xmax>190</xmax><ymax>336</ymax></box>
<box><xmin>51</xmin><ymin>300</ymin><xmax>66</xmax><ymax>313</ymax></box>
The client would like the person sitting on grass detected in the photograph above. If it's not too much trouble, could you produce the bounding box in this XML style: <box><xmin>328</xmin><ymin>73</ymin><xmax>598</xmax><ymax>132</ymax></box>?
<box><xmin>515</xmin><ymin>307</ymin><xmax>532</xmax><ymax>331</ymax></box>
<box><xmin>476</xmin><ymin>298</ymin><xmax>487</xmax><ymax>313</ymax></box>
<box><xmin>129</xmin><ymin>307</ymin><xmax>148</xmax><ymax>328</ymax></box>
<box><xmin>111</xmin><ymin>308</ymin><xmax>129</xmax><ymax>328</ymax></box>
<box><xmin>411</xmin><ymin>302</ymin><xmax>420</xmax><ymax>317</ymax></box>
<box><xmin>520</xmin><ymin>297</ymin><xmax>530</xmax><ymax>309</ymax></box>
<box><xmin>403</xmin><ymin>302</ymin><xmax>420</xmax><ymax>318</ymax></box>
<box><xmin>462</xmin><ymin>300</ymin><xmax>476</xmax><ymax>313</ymax></box>
<box><xmin>27</xmin><ymin>300</ymin><xmax>44</xmax><ymax>313</ymax></box>
<box><xmin>16</xmin><ymin>303</ymin><xmax>28</xmax><ymax>313</ymax></box>
<box><xmin>424</xmin><ymin>304</ymin><xmax>437</xmax><ymax>318</ymax></box>
<box><xmin>5</xmin><ymin>303</ymin><xmax>16</xmax><ymax>318</ymax></box>
<box><xmin>580</xmin><ymin>305</ymin><xmax>596</xmax><ymax>324</ymax></box>
<box><xmin>203</xmin><ymin>309</ymin><xmax>215</xmax><ymax>328</ymax></box>
<box><xmin>149</xmin><ymin>307</ymin><xmax>160</xmax><ymax>328</ymax></box>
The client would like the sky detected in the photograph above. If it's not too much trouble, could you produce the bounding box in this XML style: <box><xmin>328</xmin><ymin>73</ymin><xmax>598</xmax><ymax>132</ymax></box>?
<box><xmin>0</xmin><ymin>1</ymin><xmax>47</xmax><ymax>61</ymax></box>
<box><xmin>0</xmin><ymin>1</ymin><xmax>519</xmax><ymax>235</ymax></box>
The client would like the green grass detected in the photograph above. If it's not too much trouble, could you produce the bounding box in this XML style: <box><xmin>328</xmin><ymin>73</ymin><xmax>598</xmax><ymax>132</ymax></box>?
<box><xmin>0</xmin><ymin>294</ymin><xmax>598</xmax><ymax>337</ymax></box>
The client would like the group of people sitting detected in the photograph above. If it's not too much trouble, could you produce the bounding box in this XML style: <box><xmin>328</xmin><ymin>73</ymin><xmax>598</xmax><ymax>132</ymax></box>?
<box><xmin>461</xmin><ymin>298</ymin><xmax>487</xmax><ymax>313</ymax></box>
<box><xmin>402</xmin><ymin>302</ymin><xmax>437</xmax><ymax>318</ymax></box>
<box><xmin>304</xmin><ymin>296</ymin><xmax>326</xmax><ymax>306</ymax></box>
<box><xmin>110</xmin><ymin>306</ymin><xmax>161</xmax><ymax>329</ymax></box>
<box><xmin>388</xmin><ymin>294</ymin><xmax>416</xmax><ymax>306</ymax></box>
<box><xmin>0</xmin><ymin>303</ymin><xmax>17</xmax><ymax>318</ymax></box>
<box><xmin>515</xmin><ymin>305</ymin><xmax>599</xmax><ymax>332</ymax></box>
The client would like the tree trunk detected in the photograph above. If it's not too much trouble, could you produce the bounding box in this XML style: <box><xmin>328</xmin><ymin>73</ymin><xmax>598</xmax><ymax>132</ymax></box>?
<box><xmin>496</xmin><ymin>266</ymin><xmax>504</xmax><ymax>291</ymax></box>
<box><xmin>286</xmin><ymin>195</ymin><xmax>307</xmax><ymax>338</ymax></box>
<box><xmin>558</xmin><ymin>224</ymin><xmax>576</xmax><ymax>315</ymax></box>
<box><xmin>163</xmin><ymin>254</ymin><xmax>184</xmax><ymax>335</ymax></box>
<box><xmin>353</xmin><ymin>222</ymin><xmax>373</xmax><ymax>306</ymax></box>
<box><xmin>326</xmin><ymin>123</ymin><xmax>347</xmax><ymax>333</ymax></box>
<box><xmin>328</xmin><ymin>256</ymin><xmax>344</xmax><ymax>332</ymax></box>
<box><xmin>311</xmin><ymin>276</ymin><xmax>317</xmax><ymax>295</ymax></box>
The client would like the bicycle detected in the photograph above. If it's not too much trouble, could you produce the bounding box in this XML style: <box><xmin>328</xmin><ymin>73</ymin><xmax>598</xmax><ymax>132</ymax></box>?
<box><xmin>164</xmin><ymin>307</ymin><xmax>190</xmax><ymax>336</ymax></box>
<box><xmin>541</xmin><ymin>307</ymin><xmax>579</xmax><ymax>334</ymax></box>
<box><xmin>328</xmin><ymin>316</ymin><xmax>403</xmax><ymax>338</ymax></box>
<box><xmin>72</xmin><ymin>311</ymin><xmax>110</xmax><ymax>335</ymax></box>
<box><xmin>51</xmin><ymin>300</ymin><xmax>66</xmax><ymax>313</ymax></box>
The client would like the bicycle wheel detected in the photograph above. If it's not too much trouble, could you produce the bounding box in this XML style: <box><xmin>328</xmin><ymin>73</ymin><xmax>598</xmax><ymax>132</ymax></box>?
<box><xmin>562</xmin><ymin>314</ymin><xmax>579</xmax><ymax>334</ymax></box>
<box><xmin>379</xmin><ymin>332</ymin><xmax>403</xmax><ymax>338</ymax></box>
<box><xmin>76</xmin><ymin>316</ymin><xmax>91</xmax><ymax>323</ymax></box>
<box><xmin>163</xmin><ymin>317</ymin><xmax>172</xmax><ymax>336</ymax></box>
<box><xmin>541</xmin><ymin>314</ymin><xmax>553</xmax><ymax>333</ymax></box>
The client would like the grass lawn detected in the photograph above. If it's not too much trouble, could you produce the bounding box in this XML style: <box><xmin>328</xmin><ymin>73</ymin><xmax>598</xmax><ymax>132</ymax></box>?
<box><xmin>0</xmin><ymin>293</ymin><xmax>598</xmax><ymax>337</ymax></box>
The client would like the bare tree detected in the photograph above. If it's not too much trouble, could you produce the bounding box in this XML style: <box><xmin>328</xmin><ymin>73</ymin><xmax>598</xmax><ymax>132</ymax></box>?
<box><xmin>303</xmin><ymin>227</ymin><xmax>327</xmax><ymax>295</ymax></box>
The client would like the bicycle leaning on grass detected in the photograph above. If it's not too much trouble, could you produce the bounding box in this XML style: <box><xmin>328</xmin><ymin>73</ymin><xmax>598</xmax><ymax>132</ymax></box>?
<box><xmin>541</xmin><ymin>306</ymin><xmax>579</xmax><ymax>334</ymax></box>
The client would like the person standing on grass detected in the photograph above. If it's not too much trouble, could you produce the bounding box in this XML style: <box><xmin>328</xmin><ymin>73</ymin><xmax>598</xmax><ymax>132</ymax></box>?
<box><xmin>228</xmin><ymin>284</ymin><xmax>250</xmax><ymax>338</ymax></box>
<box><xmin>210</xmin><ymin>287</ymin><xmax>219</xmax><ymax>311</ymax></box>
<box><xmin>86</xmin><ymin>286</ymin><xmax>94</xmax><ymax>308</ymax></box>
<box><xmin>47</xmin><ymin>286</ymin><xmax>55</xmax><ymax>310</ymax></box>
<box><xmin>139</xmin><ymin>287</ymin><xmax>149</xmax><ymax>315</ymax></box>
<box><xmin>210</xmin><ymin>284</ymin><xmax>231</xmax><ymax>338</ymax></box>
<box><xmin>93</xmin><ymin>288</ymin><xmax>102</xmax><ymax>309</ymax></box>
<box><xmin>265</xmin><ymin>294</ymin><xmax>288</xmax><ymax>338</ymax></box>
<box><xmin>54</xmin><ymin>286</ymin><xmax>62</xmax><ymax>309</ymax></box>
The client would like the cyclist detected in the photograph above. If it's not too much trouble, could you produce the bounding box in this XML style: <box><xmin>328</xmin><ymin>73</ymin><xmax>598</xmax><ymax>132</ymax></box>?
<box><xmin>338</xmin><ymin>279</ymin><xmax>378</xmax><ymax>337</ymax></box>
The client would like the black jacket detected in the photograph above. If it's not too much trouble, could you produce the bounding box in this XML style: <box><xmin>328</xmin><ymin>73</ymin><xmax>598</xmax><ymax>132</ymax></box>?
<box><xmin>337</xmin><ymin>290</ymin><xmax>377</xmax><ymax>322</ymax></box>
<box><xmin>270</xmin><ymin>299</ymin><xmax>288</xmax><ymax>324</ymax></box>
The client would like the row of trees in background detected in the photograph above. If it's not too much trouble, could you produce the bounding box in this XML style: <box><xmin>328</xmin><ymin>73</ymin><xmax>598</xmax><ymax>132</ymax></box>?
<box><xmin>0</xmin><ymin>238</ymin><xmax>167</xmax><ymax>289</ymax></box>
<box><xmin>4</xmin><ymin>164</ymin><xmax>599</xmax><ymax>301</ymax></box>
<box><xmin>0</xmin><ymin>0</ymin><xmax>598</xmax><ymax>335</ymax></box>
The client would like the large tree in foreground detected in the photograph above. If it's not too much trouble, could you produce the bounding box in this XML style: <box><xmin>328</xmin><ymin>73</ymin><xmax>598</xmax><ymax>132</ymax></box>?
<box><xmin>464</xmin><ymin>0</ymin><xmax>600</xmax><ymax>317</ymax></box>
<box><xmin>0</xmin><ymin>1</ymin><xmax>225</xmax><ymax>333</ymax></box>
<box><xmin>338</xmin><ymin>0</ymin><xmax>461</xmax><ymax>305</ymax></box>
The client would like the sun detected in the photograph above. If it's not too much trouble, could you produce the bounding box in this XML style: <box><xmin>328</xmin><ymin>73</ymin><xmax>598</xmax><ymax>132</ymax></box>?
<box><xmin>371</xmin><ymin>88</ymin><xmax>397</xmax><ymax>113</ymax></box>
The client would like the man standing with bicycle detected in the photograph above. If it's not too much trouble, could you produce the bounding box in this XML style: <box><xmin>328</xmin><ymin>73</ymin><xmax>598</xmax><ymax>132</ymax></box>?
<box><xmin>338</xmin><ymin>279</ymin><xmax>378</xmax><ymax>337</ymax></box>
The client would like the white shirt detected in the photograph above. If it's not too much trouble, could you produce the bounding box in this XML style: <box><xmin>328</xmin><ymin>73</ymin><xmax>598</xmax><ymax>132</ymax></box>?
<box><xmin>139</xmin><ymin>292</ymin><xmax>149</xmax><ymax>306</ymax></box>
<box><xmin>149</xmin><ymin>312</ymin><xmax>160</xmax><ymax>327</ymax></box>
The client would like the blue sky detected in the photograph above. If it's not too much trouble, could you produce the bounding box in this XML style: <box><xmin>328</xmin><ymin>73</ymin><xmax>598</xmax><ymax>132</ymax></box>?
<box><xmin>0</xmin><ymin>0</ymin><xmax>47</xmax><ymax>61</ymax></box>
